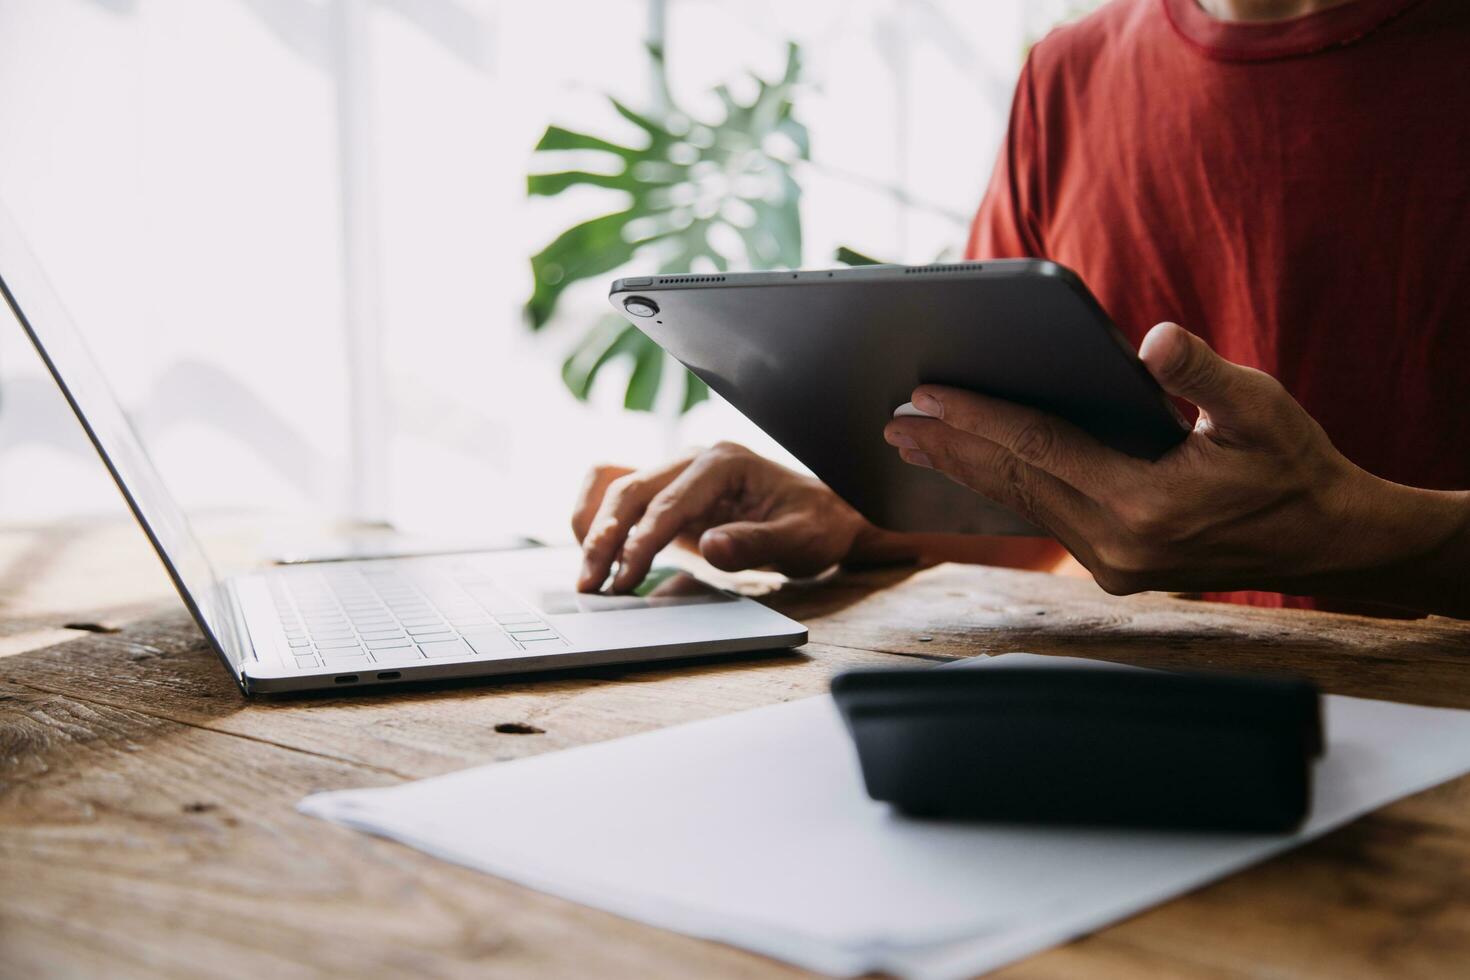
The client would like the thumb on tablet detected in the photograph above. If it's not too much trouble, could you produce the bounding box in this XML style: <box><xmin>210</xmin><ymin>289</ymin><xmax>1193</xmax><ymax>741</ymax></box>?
<box><xmin>1139</xmin><ymin>321</ymin><xmax>1268</xmax><ymax>436</ymax></box>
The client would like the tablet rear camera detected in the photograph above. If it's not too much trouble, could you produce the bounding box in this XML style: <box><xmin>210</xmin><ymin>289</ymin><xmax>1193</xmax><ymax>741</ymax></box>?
<box><xmin>624</xmin><ymin>297</ymin><xmax>659</xmax><ymax>318</ymax></box>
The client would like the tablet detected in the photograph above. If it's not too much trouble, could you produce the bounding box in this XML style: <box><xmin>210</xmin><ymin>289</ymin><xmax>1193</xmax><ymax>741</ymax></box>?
<box><xmin>608</xmin><ymin>260</ymin><xmax>1189</xmax><ymax>536</ymax></box>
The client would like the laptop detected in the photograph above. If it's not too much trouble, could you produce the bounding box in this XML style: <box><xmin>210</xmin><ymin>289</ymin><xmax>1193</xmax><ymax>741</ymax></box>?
<box><xmin>0</xmin><ymin>204</ymin><xmax>806</xmax><ymax>694</ymax></box>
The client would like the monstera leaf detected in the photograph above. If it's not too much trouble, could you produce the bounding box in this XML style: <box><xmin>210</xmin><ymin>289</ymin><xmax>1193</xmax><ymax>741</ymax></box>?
<box><xmin>526</xmin><ymin>42</ymin><xmax>808</xmax><ymax>412</ymax></box>
<box><xmin>834</xmin><ymin>245</ymin><xmax>882</xmax><ymax>266</ymax></box>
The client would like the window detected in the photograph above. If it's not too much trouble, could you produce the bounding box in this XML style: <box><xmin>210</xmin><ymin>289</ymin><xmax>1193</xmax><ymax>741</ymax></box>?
<box><xmin>0</xmin><ymin>0</ymin><xmax>1100</xmax><ymax>544</ymax></box>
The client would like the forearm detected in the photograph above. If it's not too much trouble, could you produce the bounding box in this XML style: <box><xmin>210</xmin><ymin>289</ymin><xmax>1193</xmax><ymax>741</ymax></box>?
<box><xmin>850</xmin><ymin>527</ymin><xmax>1068</xmax><ymax>572</ymax></box>
<box><xmin>1288</xmin><ymin>479</ymin><xmax>1470</xmax><ymax>619</ymax></box>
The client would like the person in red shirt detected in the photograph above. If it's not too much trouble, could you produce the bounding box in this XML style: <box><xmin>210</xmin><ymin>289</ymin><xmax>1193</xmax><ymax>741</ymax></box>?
<box><xmin>571</xmin><ymin>0</ymin><xmax>1470</xmax><ymax>619</ymax></box>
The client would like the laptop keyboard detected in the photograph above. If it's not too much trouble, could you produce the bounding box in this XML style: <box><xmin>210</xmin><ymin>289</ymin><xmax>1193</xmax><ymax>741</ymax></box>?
<box><xmin>269</xmin><ymin>563</ymin><xmax>566</xmax><ymax>672</ymax></box>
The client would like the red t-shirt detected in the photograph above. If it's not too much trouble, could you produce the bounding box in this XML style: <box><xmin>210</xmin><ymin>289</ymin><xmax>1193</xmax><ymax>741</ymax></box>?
<box><xmin>968</xmin><ymin>0</ymin><xmax>1470</xmax><ymax>612</ymax></box>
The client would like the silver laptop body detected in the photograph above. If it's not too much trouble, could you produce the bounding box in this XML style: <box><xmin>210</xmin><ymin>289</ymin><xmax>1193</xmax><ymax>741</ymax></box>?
<box><xmin>0</xmin><ymin>204</ymin><xmax>805</xmax><ymax>694</ymax></box>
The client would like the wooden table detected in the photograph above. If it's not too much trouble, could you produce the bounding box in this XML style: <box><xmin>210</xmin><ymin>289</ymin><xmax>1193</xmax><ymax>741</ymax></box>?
<box><xmin>3</xmin><ymin>519</ymin><xmax>1470</xmax><ymax>978</ymax></box>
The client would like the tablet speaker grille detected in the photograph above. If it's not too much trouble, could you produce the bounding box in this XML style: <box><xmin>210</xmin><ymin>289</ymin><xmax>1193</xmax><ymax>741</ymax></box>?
<box><xmin>658</xmin><ymin>275</ymin><xmax>727</xmax><ymax>284</ymax></box>
<box><xmin>904</xmin><ymin>263</ymin><xmax>983</xmax><ymax>275</ymax></box>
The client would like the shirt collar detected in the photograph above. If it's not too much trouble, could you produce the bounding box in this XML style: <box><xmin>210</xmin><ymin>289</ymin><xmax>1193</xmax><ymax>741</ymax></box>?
<box><xmin>1162</xmin><ymin>0</ymin><xmax>1427</xmax><ymax>61</ymax></box>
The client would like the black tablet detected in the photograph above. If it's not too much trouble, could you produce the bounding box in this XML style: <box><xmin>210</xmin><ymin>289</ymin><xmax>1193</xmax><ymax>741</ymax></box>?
<box><xmin>609</xmin><ymin>259</ymin><xmax>1188</xmax><ymax>535</ymax></box>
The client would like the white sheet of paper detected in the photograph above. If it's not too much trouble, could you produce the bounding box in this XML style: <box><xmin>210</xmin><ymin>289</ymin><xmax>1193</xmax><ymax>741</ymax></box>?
<box><xmin>300</xmin><ymin>654</ymin><xmax>1470</xmax><ymax>978</ymax></box>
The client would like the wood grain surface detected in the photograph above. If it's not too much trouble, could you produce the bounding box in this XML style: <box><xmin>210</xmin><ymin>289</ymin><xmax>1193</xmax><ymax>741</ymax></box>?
<box><xmin>2</xmin><ymin>520</ymin><xmax>1469</xmax><ymax>978</ymax></box>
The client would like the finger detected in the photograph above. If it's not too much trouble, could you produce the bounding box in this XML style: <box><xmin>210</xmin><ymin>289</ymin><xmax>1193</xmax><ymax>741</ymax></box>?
<box><xmin>888</xmin><ymin>420</ymin><xmax>1097</xmax><ymax>533</ymax></box>
<box><xmin>578</xmin><ymin>457</ymin><xmax>692</xmax><ymax>592</ymax></box>
<box><xmin>571</xmin><ymin>464</ymin><xmax>634</xmax><ymax>542</ymax></box>
<box><xmin>902</xmin><ymin>385</ymin><xmax>1129</xmax><ymax>493</ymax></box>
<box><xmin>700</xmin><ymin>513</ymin><xmax>835</xmax><ymax>577</ymax></box>
<box><xmin>1138</xmin><ymin>322</ymin><xmax>1272</xmax><ymax>436</ymax></box>
<box><xmin>611</xmin><ymin>454</ymin><xmax>742</xmax><ymax>591</ymax></box>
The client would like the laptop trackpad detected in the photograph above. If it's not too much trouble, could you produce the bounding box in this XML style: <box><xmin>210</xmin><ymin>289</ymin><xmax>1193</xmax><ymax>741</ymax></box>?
<box><xmin>531</xmin><ymin>567</ymin><xmax>736</xmax><ymax>616</ymax></box>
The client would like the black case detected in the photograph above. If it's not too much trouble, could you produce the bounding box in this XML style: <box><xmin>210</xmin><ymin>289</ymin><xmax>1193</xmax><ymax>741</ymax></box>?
<box><xmin>831</xmin><ymin>666</ymin><xmax>1323</xmax><ymax>832</ymax></box>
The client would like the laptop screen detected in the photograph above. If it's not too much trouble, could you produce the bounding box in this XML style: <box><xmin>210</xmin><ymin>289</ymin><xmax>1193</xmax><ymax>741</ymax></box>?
<box><xmin>0</xmin><ymin>200</ymin><xmax>243</xmax><ymax>671</ymax></box>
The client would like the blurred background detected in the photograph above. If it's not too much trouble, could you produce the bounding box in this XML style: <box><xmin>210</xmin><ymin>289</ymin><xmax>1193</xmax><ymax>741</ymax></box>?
<box><xmin>0</xmin><ymin>0</ymin><xmax>1101</xmax><ymax>550</ymax></box>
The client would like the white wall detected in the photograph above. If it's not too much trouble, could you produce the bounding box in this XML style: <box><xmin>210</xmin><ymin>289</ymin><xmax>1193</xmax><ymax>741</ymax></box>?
<box><xmin>0</xmin><ymin>0</ymin><xmax>1096</xmax><ymax>547</ymax></box>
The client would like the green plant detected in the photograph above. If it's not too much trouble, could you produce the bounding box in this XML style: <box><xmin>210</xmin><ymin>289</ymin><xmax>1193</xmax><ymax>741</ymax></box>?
<box><xmin>834</xmin><ymin>246</ymin><xmax>881</xmax><ymax>266</ymax></box>
<box><xmin>524</xmin><ymin>42</ymin><xmax>808</xmax><ymax>413</ymax></box>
